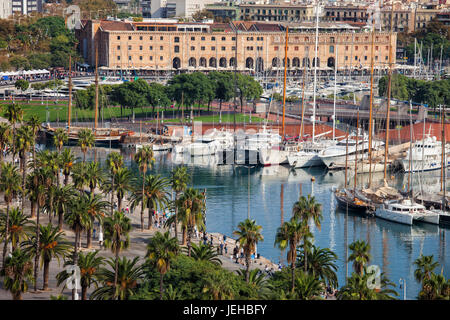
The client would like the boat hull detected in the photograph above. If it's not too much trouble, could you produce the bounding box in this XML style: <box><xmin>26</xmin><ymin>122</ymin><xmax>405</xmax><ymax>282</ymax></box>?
<box><xmin>375</xmin><ymin>208</ymin><xmax>414</xmax><ymax>225</ymax></box>
<box><xmin>287</xmin><ymin>153</ymin><xmax>324</xmax><ymax>168</ymax></box>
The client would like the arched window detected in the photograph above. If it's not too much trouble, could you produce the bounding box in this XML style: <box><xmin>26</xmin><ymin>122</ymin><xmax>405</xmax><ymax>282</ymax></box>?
<box><xmin>272</xmin><ymin>57</ymin><xmax>280</xmax><ymax>67</ymax></box>
<box><xmin>173</xmin><ymin>57</ymin><xmax>181</xmax><ymax>69</ymax></box>
<box><xmin>246</xmin><ymin>57</ymin><xmax>254</xmax><ymax>69</ymax></box>
<box><xmin>199</xmin><ymin>57</ymin><xmax>207</xmax><ymax>67</ymax></box>
<box><xmin>327</xmin><ymin>57</ymin><xmax>335</xmax><ymax>68</ymax></box>
<box><xmin>188</xmin><ymin>57</ymin><xmax>196</xmax><ymax>67</ymax></box>
<box><xmin>292</xmin><ymin>57</ymin><xmax>300</xmax><ymax>68</ymax></box>
<box><xmin>219</xmin><ymin>57</ymin><xmax>227</xmax><ymax>68</ymax></box>
<box><xmin>256</xmin><ymin>57</ymin><xmax>264</xmax><ymax>72</ymax></box>
<box><xmin>209</xmin><ymin>57</ymin><xmax>217</xmax><ymax>68</ymax></box>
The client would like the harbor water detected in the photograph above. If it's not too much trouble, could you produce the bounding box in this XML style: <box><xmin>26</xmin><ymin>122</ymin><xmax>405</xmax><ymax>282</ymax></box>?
<box><xmin>50</xmin><ymin>144</ymin><xmax>450</xmax><ymax>300</ymax></box>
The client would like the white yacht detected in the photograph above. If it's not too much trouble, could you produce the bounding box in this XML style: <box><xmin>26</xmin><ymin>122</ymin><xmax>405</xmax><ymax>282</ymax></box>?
<box><xmin>236</xmin><ymin>129</ymin><xmax>281</xmax><ymax>165</ymax></box>
<box><xmin>402</xmin><ymin>136</ymin><xmax>450</xmax><ymax>172</ymax></box>
<box><xmin>183</xmin><ymin>129</ymin><xmax>234</xmax><ymax>157</ymax></box>
<box><xmin>375</xmin><ymin>199</ymin><xmax>440</xmax><ymax>226</ymax></box>
<box><xmin>287</xmin><ymin>139</ymin><xmax>337</xmax><ymax>168</ymax></box>
<box><xmin>318</xmin><ymin>135</ymin><xmax>383</xmax><ymax>169</ymax></box>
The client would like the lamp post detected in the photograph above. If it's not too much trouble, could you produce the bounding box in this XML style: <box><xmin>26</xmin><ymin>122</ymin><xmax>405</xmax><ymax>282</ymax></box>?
<box><xmin>399</xmin><ymin>278</ymin><xmax>406</xmax><ymax>300</ymax></box>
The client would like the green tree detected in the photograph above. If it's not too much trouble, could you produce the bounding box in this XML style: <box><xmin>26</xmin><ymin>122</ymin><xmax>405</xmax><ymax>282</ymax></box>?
<box><xmin>294</xmin><ymin>270</ymin><xmax>324</xmax><ymax>300</ymax></box>
<box><xmin>60</xmin><ymin>148</ymin><xmax>75</xmax><ymax>186</ymax></box>
<box><xmin>414</xmin><ymin>255</ymin><xmax>440</xmax><ymax>284</ymax></box>
<box><xmin>297</xmin><ymin>245</ymin><xmax>339</xmax><ymax>289</ymax></box>
<box><xmin>103</xmin><ymin>210</ymin><xmax>131</xmax><ymax>299</ymax></box>
<box><xmin>0</xmin><ymin>207</ymin><xmax>33</xmax><ymax>251</ymax></box>
<box><xmin>134</xmin><ymin>145</ymin><xmax>154</xmax><ymax>232</ymax></box>
<box><xmin>77</xmin><ymin>128</ymin><xmax>95</xmax><ymax>163</ymax></box>
<box><xmin>0</xmin><ymin>162</ymin><xmax>22</xmax><ymax>265</ymax></box>
<box><xmin>0</xmin><ymin>122</ymin><xmax>11</xmax><ymax>163</ymax></box>
<box><xmin>105</xmin><ymin>152</ymin><xmax>123</xmax><ymax>215</ymax></box>
<box><xmin>348</xmin><ymin>240</ymin><xmax>371</xmax><ymax>276</ymax></box>
<box><xmin>146</xmin><ymin>231</ymin><xmax>180</xmax><ymax>300</ymax></box>
<box><xmin>14</xmin><ymin>125</ymin><xmax>34</xmax><ymax>213</ymax></box>
<box><xmin>84</xmin><ymin>193</ymin><xmax>109</xmax><ymax>249</ymax></box>
<box><xmin>236</xmin><ymin>73</ymin><xmax>263</xmax><ymax>112</ymax></box>
<box><xmin>418</xmin><ymin>272</ymin><xmax>450</xmax><ymax>300</ymax></box>
<box><xmin>90</xmin><ymin>256</ymin><xmax>143</xmax><ymax>300</ymax></box>
<box><xmin>0</xmin><ymin>248</ymin><xmax>34</xmax><ymax>300</ymax></box>
<box><xmin>14</xmin><ymin>79</ymin><xmax>29</xmax><ymax>93</ymax></box>
<box><xmin>23</xmin><ymin>223</ymin><xmax>71</xmax><ymax>290</ymax></box>
<box><xmin>53</xmin><ymin>128</ymin><xmax>68</xmax><ymax>155</ymax></box>
<box><xmin>170</xmin><ymin>166</ymin><xmax>190</xmax><ymax>241</ymax></box>
<box><xmin>189</xmin><ymin>243</ymin><xmax>222</xmax><ymax>265</ymax></box>
<box><xmin>274</xmin><ymin>217</ymin><xmax>305</xmax><ymax>292</ymax></box>
<box><xmin>233</xmin><ymin>218</ymin><xmax>264</xmax><ymax>283</ymax></box>
<box><xmin>103</xmin><ymin>167</ymin><xmax>133</xmax><ymax>212</ymax></box>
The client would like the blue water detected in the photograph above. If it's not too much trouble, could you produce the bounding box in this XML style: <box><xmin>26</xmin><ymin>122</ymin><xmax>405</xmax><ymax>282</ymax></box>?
<box><xmin>73</xmin><ymin>146</ymin><xmax>450</xmax><ymax>299</ymax></box>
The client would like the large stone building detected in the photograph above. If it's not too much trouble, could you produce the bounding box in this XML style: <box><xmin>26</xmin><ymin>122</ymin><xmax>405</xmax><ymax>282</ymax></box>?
<box><xmin>0</xmin><ymin>0</ymin><xmax>12</xmax><ymax>19</ymax></box>
<box><xmin>75</xmin><ymin>19</ymin><xmax>396</xmax><ymax>74</ymax></box>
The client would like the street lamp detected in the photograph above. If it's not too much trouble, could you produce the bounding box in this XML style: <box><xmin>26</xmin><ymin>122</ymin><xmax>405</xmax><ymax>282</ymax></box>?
<box><xmin>399</xmin><ymin>278</ymin><xmax>406</xmax><ymax>300</ymax></box>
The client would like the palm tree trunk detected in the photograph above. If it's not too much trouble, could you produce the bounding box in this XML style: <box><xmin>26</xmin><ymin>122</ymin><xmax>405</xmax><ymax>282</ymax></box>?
<box><xmin>13</xmin><ymin>291</ymin><xmax>22</xmax><ymax>300</ymax></box>
<box><xmin>43</xmin><ymin>259</ymin><xmax>50</xmax><ymax>290</ymax></box>
<box><xmin>187</xmin><ymin>227</ymin><xmax>192</xmax><ymax>257</ymax></box>
<box><xmin>83</xmin><ymin>151</ymin><xmax>86</xmax><ymax>163</ymax></box>
<box><xmin>110</xmin><ymin>175</ymin><xmax>115</xmax><ymax>215</ymax></box>
<box><xmin>245</xmin><ymin>253</ymin><xmax>250</xmax><ymax>283</ymax></box>
<box><xmin>58</xmin><ymin>207</ymin><xmax>63</xmax><ymax>231</ymax></box>
<box><xmin>182</xmin><ymin>226</ymin><xmax>186</xmax><ymax>245</ymax></box>
<box><xmin>34</xmin><ymin>203</ymin><xmax>41</xmax><ymax>292</ymax></box>
<box><xmin>30</xmin><ymin>200</ymin><xmax>36</xmax><ymax>219</ymax></box>
<box><xmin>114</xmin><ymin>248</ymin><xmax>119</xmax><ymax>300</ymax></box>
<box><xmin>2</xmin><ymin>203</ymin><xmax>10</xmax><ymax>266</ymax></box>
<box><xmin>291</xmin><ymin>263</ymin><xmax>296</xmax><ymax>292</ymax></box>
<box><xmin>174</xmin><ymin>192</ymin><xmax>179</xmax><ymax>241</ymax></box>
<box><xmin>141</xmin><ymin>179</ymin><xmax>145</xmax><ymax>232</ymax></box>
<box><xmin>148</xmin><ymin>206</ymin><xmax>153</xmax><ymax>230</ymax></box>
<box><xmin>86</xmin><ymin>227</ymin><xmax>92</xmax><ymax>249</ymax></box>
<box><xmin>72</xmin><ymin>227</ymin><xmax>79</xmax><ymax>300</ymax></box>
<box><xmin>159</xmin><ymin>274</ymin><xmax>164</xmax><ymax>300</ymax></box>
<box><xmin>81</xmin><ymin>285</ymin><xmax>87</xmax><ymax>300</ymax></box>
<box><xmin>304</xmin><ymin>239</ymin><xmax>308</xmax><ymax>273</ymax></box>
<box><xmin>21</xmin><ymin>154</ymin><xmax>26</xmax><ymax>214</ymax></box>
<box><xmin>64</xmin><ymin>174</ymin><xmax>69</xmax><ymax>186</ymax></box>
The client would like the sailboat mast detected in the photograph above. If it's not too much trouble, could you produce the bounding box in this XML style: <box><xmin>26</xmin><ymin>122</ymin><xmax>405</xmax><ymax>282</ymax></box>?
<box><xmin>441</xmin><ymin>105</ymin><xmax>445</xmax><ymax>193</ymax></box>
<box><xmin>345</xmin><ymin>126</ymin><xmax>349</xmax><ymax>189</ymax></box>
<box><xmin>312</xmin><ymin>2</ymin><xmax>320</xmax><ymax>143</ymax></box>
<box><xmin>383</xmin><ymin>3</ymin><xmax>394</xmax><ymax>183</ymax></box>
<box><xmin>282</xmin><ymin>27</ymin><xmax>289</xmax><ymax>139</ymax></box>
<box><xmin>299</xmin><ymin>62</ymin><xmax>307</xmax><ymax>146</ymax></box>
<box><xmin>354</xmin><ymin>110</ymin><xmax>359</xmax><ymax>193</ymax></box>
<box><xmin>68</xmin><ymin>55</ymin><xmax>72</xmax><ymax>133</ymax></box>
<box><xmin>408</xmin><ymin>101</ymin><xmax>413</xmax><ymax>194</ymax></box>
<box><xmin>332</xmin><ymin>43</ymin><xmax>338</xmax><ymax>141</ymax></box>
<box><xmin>94</xmin><ymin>46</ymin><xmax>99</xmax><ymax>131</ymax></box>
<box><xmin>368</xmin><ymin>15</ymin><xmax>375</xmax><ymax>188</ymax></box>
<box><xmin>443</xmin><ymin>108</ymin><xmax>446</xmax><ymax>211</ymax></box>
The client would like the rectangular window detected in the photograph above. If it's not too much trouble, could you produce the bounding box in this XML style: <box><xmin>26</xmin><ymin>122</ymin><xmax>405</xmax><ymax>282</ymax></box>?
<box><xmin>295</xmin><ymin>46</ymin><xmax>299</xmax><ymax>51</ymax></box>
<box><xmin>191</xmin><ymin>36</ymin><xmax>195</xmax><ymax>41</ymax></box>
<box><xmin>160</xmin><ymin>56</ymin><xmax>163</xmax><ymax>60</ymax></box>
<box><xmin>221</xmin><ymin>37</ymin><xmax>226</xmax><ymax>41</ymax></box>
<box><xmin>128</xmin><ymin>45</ymin><xmax>132</xmax><ymax>50</ymax></box>
<box><xmin>160</xmin><ymin>36</ymin><xmax>164</xmax><ymax>40</ymax></box>
<box><xmin>117</xmin><ymin>45</ymin><xmax>120</xmax><ymax>50</ymax></box>
<box><xmin>232</xmin><ymin>37</ymin><xmax>236</xmax><ymax>41</ymax></box>
<box><xmin>150</xmin><ymin>36</ymin><xmax>153</xmax><ymax>40</ymax></box>
<box><xmin>232</xmin><ymin>46</ymin><xmax>236</xmax><ymax>51</ymax></box>
<box><xmin>139</xmin><ymin>45</ymin><xmax>143</xmax><ymax>50</ymax></box>
<box><xmin>201</xmin><ymin>36</ymin><xmax>205</xmax><ymax>41</ymax></box>
<box><xmin>191</xmin><ymin>46</ymin><xmax>195</xmax><ymax>51</ymax></box>
<box><xmin>139</xmin><ymin>36</ymin><xmax>143</xmax><ymax>41</ymax></box>
<box><xmin>150</xmin><ymin>46</ymin><xmax>153</xmax><ymax>50</ymax></box>
<box><xmin>117</xmin><ymin>36</ymin><xmax>120</xmax><ymax>40</ymax></box>
<box><xmin>329</xmin><ymin>45</ymin><xmax>334</xmax><ymax>53</ymax></box>
<box><xmin>201</xmin><ymin>46</ymin><xmax>205</xmax><ymax>51</ymax></box>
<box><xmin>129</xmin><ymin>56</ymin><xmax>132</xmax><ymax>61</ymax></box>
<box><xmin>174</xmin><ymin>37</ymin><xmax>179</xmax><ymax>43</ymax></box>
<box><xmin>150</xmin><ymin>56</ymin><xmax>153</xmax><ymax>61</ymax></box>
<box><xmin>364</xmin><ymin>56</ymin><xmax>367</xmax><ymax>61</ymax></box>
<box><xmin>345</xmin><ymin>56</ymin><xmax>348</xmax><ymax>61</ymax></box>
<box><xmin>212</xmin><ymin>36</ymin><xmax>215</xmax><ymax>41</ymax></box>
<box><xmin>211</xmin><ymin>46</ymin><xmax>215</xmax><ymax>51</ymax></box>
<box><xmin>355</xmin><ymin>56</ymin><xmax>358</xmax><ymax>61</ymax></box>
<box><xmin>274</xmin><ymin>46</ymin><xmax>278</xmax><ymax>51</ymax></box>
<box><xmin>174</xmin><ymin>46</ymin><xmax>179</xmax><ymax>53</ymax></box>
<box><xmin>128</xmin><ymin>36</ymin><xmax>132</xmax><ymax>40</ymax></box>
<box><xmin>160</xmin><ymin>46</ymin><xmax>163</xmax><ymax>50</ymax></box>
<box><xmin>139</xmin><ymin>56</ymin><xmax>142</xmax><ymax>60</ymax></box>
<box><xmin>117</xmin><ymin>56</ymin><xmax>120</xmax><ymax>60</ymax></box>
<box><xmin>221</xmin><ymin>46</ymin><xmax>225</xmax><ymax>51</ymax></box>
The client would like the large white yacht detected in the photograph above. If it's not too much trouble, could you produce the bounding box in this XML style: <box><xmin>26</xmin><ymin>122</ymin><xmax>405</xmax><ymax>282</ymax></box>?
<box><xmin>287</xmin><ymin>139</ymin><xmax>337</xmax><ymax>168</ymax></box>
<box><xmin>402</xmin><ymin>136</ymin><xmax>450</xmax><ymax>172</ymax></box>
<box><xmin>318</xmin><ymin>135</ymin><xmax>383</xmax><ymax>169</ymax></box>
<box><xmin>235</xmin><ymin>129</ymin><xmax>281</xmax><ymax>165</ymax></box>
<box><xmin>375</xmin><ymin>199</ymin><xmax>440</xmax><ymax>226</ymax></box>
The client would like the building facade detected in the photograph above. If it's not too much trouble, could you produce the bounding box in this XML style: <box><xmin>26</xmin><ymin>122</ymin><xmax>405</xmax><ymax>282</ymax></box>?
<box><xmin>76</xmin><ymin>19</ymin><xmax>397</xmax><ymax>73</ymax></box>
<box><xmin>12</xmin><ymin>0</ymin><xmax>43</xmax><ymax>15</ymax></box>
<box><xmin>0</xmin><ymin>0</ymin><xmax>12</xmax><ymax>19</ymax></box>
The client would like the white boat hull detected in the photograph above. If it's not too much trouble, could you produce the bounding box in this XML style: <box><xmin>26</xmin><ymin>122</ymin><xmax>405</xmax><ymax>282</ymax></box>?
<box><xmin>375</xmin><ymin>208</ymin><xmax>414</xmax><ymax>225</ymax></box>
<box><xmin>259</xmin><ymin>148</ymin><xmax>289</xmax><ymax>166</ymax></box>
<box><xmin>287</xmin><ymin>152</ymin><xmax>324</xmax><ymax>168</ymax></box>
<box><xmin>402</xmin><ymin>158</ymin><xmax>450</xmax><ymax>172</ymax></box>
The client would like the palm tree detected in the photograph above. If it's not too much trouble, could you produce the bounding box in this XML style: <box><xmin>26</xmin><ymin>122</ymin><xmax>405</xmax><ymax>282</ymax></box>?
<box><xmin>71</xmin><ymin>162</ymin><xmax>88</xmax><ymax>192</ymax></box>
<box><xmin>292</xmin><ymin>195</ymin><xmax>322</xmax><ymax>272</ymax></box>
<box><xmin>177</xmin><ymin>187</ymin><xmax>205</xmax><ymax>255</ymax></box>
<box><xmin>0</xmin><ymin>122</ymin><xmax>11</xmax><ymax>164</ymax></box>
<box><xmin>60</xmin><ymin>148</ymin><xmax>75</xmax><ymax>186</ymax></box>
<box><xmin>0</xmin><ymin>162</ymin><xmax>22</xmax><ymax>265</ymax></box>
<box><xmin>130</xmin><ymin>174</ymin><xmax>170</xmax><ymax>231</ymax></box>
<box><xmin>23</xmin><ymin>223</ymin><xmax>71</xmax><ymax>290</ymax></box>
<box><xmin>90</xmin><ymin>256</ymin><xmax>143</xmax><ymax>300</ymax></box>
<box><xmin>53</xmin><ymin>128</ymin><xmax>68</xmax><ymax>155</ymax></box>
<box><xmin>86</xmin><ymin>161</ymin><xmax>104</xmax><ymax>195</ymax></box>
<box><xmin>233</xmin><ymin>218</ymin><xmax>264</xmax><ymax>283</ymax></box>
<box><xmin>56</xmin><ymin>250</ymin><xmax>105</xmax><ymax>300</ymax></box>
<box><xmin>274</xmin><ymin>217</ymin><xmax>305</xmax><ymax>292</ymax></box>
<box><xmin>103</xmin><ymin>210</ymin><xmax>131</xmax><ymax>299</ymax></box>
<box><xmin>53</xmin><ymin>185</ymin><xmax>75</xmax><ymax>231</ymax></box>
<box><xmin>85</xmin><ymin>193</ymin><xmax>109</xmax><ymax>249</ymax></box>
<box><xmin>14</xmin><ymin>125</ymin><xmax>34</xmax><ymax>213</ymax></box>
<box><xmin>0</xmin><ymin>248</ymin><xmax>34</xmax><ymax>300</ymax></box>
<box><xmin>4</xmin><ymin>103</ymin><xmax>23</xmax><ymax>163</ymax></box>
<box><xmin>64</xmin><ymin>193</ymin><xmax>92</xmax><ymax>299</ymax></box>
<box><xmin>337</xmin><ymin>270</ymin><xmax>398</xmax><ymax>300</ymax></box>
<box><xmin>106</xmin><ymin>167</ymin><xmax>133</xmax><ymax>212</ymax></box>
<box><xmin>414</xmin><ymin>255</ymin><xmax>439</xmax><ymax>284</ymax></box>
<box><xmin>134</xmin><ymin>145</ymin><xmax>154</xmax><ymax>232</ymax></box>
<box><xmin>189</xmin><ymin>242</ymin><xmax>222</xmax><ymax>265</ymax></box>
<box><xmin>105</xmin><ymin>152</ymin><xmax>123</xmax><ymax>215</ymax></box>
<box><xmin>27</xmin><ymin>115</ymin><xmax>41</xmax><ymax>169</ymax></box>
<box><xmin>418</xmin><ymin>272</ymin><xmax>450</xmax><ymax>300</ymax></box>
<box><xmin>77</xmin><ymin>128</ymin><xmax>95</xmax><ymax>163</ymax></box>
<box><xmin>0</xmin><ymin>207</ymin><xmax>33</xmax><ymax>251</ymax></box>
<box><xmin>146</xmin><ymin>231</ymin><xmax>179</xmax><ymax>300</ymax></box>
<box><xmin>236</xmin><ymin>268</ymin><xmax>272</xmax><ymax>298</ymax></box>
<box><xmin>294</xmin><ymin>271</ymin><xmax>324</xmax><ymax>300</ymax></box>
<box><xmin>202</xmin><ymin>270</ymin><xmax>235</xmax><ymax>300</ymax></box>
<box><xmin>348</xmin><ymin>240</ymin><xmax>371</xmax><ymax>276</ymax></box>
<box><xmin>170</xmin><ymin>166</ymin><xmax>190</xmax><ymax>241</ymax></box>
<box><xmin>297</xmin><ymin>245</ymin><xmax>339</xmax><ymax>289</ymax></box>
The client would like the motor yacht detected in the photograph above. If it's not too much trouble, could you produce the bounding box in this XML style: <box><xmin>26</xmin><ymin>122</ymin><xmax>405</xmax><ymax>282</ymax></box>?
<box><xmin>375</xmin><ymin>198</ymin><xmax>440</xmax><ymax>226</ymax></box>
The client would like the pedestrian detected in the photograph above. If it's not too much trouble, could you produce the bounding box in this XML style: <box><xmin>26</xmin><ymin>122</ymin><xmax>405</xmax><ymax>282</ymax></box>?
<box><xmin>233</xmin><ymin>246</ymin><xmax>239</xmax><ymax>263</ymax></box>
<box><xmin>98</xmin><ymin>230</ymin><xmax>104</xmax><ymax>249</ymax></box>
<box><xmin>278</xmin><ymin>262</ymin><xmax>282</xmax><ymax>271</ymax></box>
<box><xmin>209</xmin><ymin>235</ymin><xmax>213</xmax><ymax>245</ymax></box>
<box><xmin>224</xmin><ymin>243</ymin><xmax>228</xmax><ymax>254</ymax></box>
<box><xmin>219</xmin><ymin>241</ymin><xmax>224</xmax><ymax>255</ymax></box>
<box><xmin>223</xmin><ymin>234</ymin><xmax>227</xmax><ymax>242</ymax></box>
<box><xmin>93</xmin><ymin>228</ymin><xmax>97</xmax><ymax>240</ymax></box>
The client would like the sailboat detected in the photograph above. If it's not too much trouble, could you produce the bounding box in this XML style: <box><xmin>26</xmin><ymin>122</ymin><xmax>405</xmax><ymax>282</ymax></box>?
<box><xmin>42</xmin><ymin>50</ymin><xmax>134</xmax><ymax>145</ymax></box>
